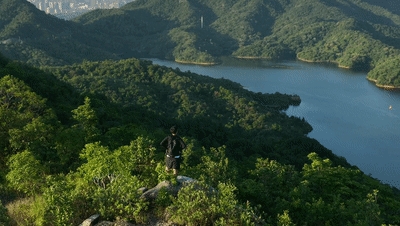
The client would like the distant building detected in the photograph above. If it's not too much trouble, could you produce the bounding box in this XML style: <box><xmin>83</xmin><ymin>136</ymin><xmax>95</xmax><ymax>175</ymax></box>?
<box><xmin>27</xmin><ymin>0</ymin><xmax>136</xmax><ymax>19</ymax></box>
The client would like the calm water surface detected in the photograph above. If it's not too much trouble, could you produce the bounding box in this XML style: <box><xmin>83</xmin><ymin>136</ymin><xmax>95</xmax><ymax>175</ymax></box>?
<box><xmin>148</xmin><ymin>58</ymin><xmax>400</xmax><ymax>188</ymax></box>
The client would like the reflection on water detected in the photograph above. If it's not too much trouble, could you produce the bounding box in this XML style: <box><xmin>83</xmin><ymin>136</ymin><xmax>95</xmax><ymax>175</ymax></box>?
<box><xmin>148</xmin><ymin>57</ymin><xmax>400</xmax><ymax>189</ymax></box>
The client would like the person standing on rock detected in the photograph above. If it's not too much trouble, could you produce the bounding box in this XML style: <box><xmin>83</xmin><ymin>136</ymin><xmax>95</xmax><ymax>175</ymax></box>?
<box><xmin>160</xmin><ymin>125</ymin><xmax>186</xmax><ymax>176</ymax></box>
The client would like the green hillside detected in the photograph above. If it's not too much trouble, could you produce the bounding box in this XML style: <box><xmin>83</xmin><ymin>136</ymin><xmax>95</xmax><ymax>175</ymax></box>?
<box><xmin>1</xmin><ymin>52</ymin><xmax>400</xmax><ymax>225</ymax></box>
<box><xmin>74</xmin><ymin>0</ymin><xmax>400</xmax><ymax>87</ymax></box>
<box><xmin>0</xmin><ymin>0</ymin><xmax>119</xmax><ymax>65</ymax></box>
<box><xmin>1</xmin><ymin>0</ymin><xmax>400</xmax><ymax>87</ymax></box>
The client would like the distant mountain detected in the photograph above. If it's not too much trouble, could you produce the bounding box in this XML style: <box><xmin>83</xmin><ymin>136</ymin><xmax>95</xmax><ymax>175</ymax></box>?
<box><xmin>2</xmin><ymin>0</ymin><xmax>400</xmax><ymax>87</ymax></box>
<box><xmin>0</xmin><ymin>0</ymin><xmax>119</xmax><ymax>65</ymax></box>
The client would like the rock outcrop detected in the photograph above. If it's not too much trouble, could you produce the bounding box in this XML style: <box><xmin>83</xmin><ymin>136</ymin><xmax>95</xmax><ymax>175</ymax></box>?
<box><xmin>140</xmin><ymin>176</ymin><xmax>197</xmax><ymax>200</ymax></box>
<box><xmin>79</xmin><ymin>214</ymin><xmax>100</xmax><ymax>226</ymax></box>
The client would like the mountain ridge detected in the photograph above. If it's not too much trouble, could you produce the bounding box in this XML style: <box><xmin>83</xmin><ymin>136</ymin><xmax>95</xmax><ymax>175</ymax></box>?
<box><xmin>2</xmin><ymin>0</ymin><xmax>400</xmax><ymax>87</ymax></box>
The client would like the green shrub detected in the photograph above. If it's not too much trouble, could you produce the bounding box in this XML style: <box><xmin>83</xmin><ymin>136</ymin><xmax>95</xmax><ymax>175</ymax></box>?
<box><xmin>5</xmin><ymin>196</ymin><xmax>45</xmax><ymax>226</ymax></box>
<box><xmin>167</xmin><ymin>181</ymin><xmax>264</xmax><ymax>225</ymax></box>
<box><xmin>0</xmin><ymin>201</ymin><xmax>10</xmax><ymax>226</ymax></box>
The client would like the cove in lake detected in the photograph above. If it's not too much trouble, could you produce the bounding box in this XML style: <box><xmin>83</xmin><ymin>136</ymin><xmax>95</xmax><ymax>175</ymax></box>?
<box><xmin>148</xmin><ymin>57</ymin><xmax>400</xmax><ymax>189</ymax></box>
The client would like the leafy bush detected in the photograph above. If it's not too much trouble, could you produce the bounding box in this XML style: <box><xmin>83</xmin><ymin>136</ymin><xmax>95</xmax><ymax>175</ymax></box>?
<box><xmin>6</xmin><ymin>150</ymin><xmax>46</xmax><ymax>196</ymax></box>
<box><xmin>168</xmin><ymin>181</ymin><xmax>264</xmax><ymax>226</ymax></box>
<box><xmin>73</xmin><ymin>137</ymin><xmax>157</xmax><ymax>222</ymax></box>
<box><xmin>0</xmin><ymin>201</ymin><xmax>10</xmax><ymax>226</ymax></box>
<box><xmin>5</xmin><ymin>196</ymin><xmax>45</xmax><ymax>226</ymax></box>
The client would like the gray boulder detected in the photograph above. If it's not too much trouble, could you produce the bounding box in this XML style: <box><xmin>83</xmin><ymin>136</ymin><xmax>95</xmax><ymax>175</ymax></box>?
<box><xmin>140</xmin><ymin>176</ymin><xmax>197</xmax><ymax>200</ymax></box>
<box><xmin>79</xmin><ymin>214</ymin><xmax>100</xmax><ymax>226</ymax></box>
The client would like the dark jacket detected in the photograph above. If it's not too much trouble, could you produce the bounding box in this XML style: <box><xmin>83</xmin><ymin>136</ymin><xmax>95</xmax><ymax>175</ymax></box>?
<box><xmin>160</xmin><ymin>135</ymin><xmax>186</xmax><ymax>157</ymax></box>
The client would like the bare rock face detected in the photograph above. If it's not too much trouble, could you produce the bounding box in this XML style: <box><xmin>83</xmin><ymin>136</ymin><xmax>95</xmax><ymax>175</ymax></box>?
<box><xmin>140</xmin><ymin>176</ymin><xmax>197</xmax><ymax>200</ymax></box>
<box><xmin>176</xmin><ymin>175</ymin><xmax>196</xmax><ymax>184</ymax></box>
<box><xmin>80</xmin><ymin>214</ymin><xmax>100</xmax><ymax>226</ymax></box>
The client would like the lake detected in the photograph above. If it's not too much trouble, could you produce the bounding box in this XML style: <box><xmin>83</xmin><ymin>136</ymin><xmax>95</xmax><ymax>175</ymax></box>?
<box><xmin>148</xmin><ymin>57</ymin><xmax>400</xmax><ymax>189</ymax></box>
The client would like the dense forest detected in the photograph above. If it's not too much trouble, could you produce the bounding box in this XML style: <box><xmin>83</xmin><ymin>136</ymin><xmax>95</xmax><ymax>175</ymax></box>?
<box><xmin>1</xmin><ymin>51</ymin><xmax>400</xmax><ymax>225</ymax></box>
<box><xmin>1</xmin><ymin>0</ymin><xmax>400</xmax><ymax>87</ymax></box>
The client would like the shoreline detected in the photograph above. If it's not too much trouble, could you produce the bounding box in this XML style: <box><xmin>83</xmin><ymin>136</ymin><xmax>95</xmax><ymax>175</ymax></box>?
<box><xmin>296</xmin><ymin>56</ymin><xmax>351</xmax><ymax>69</ymax></box>
<box><xmin>296</xmin><ymin>57</ymin><xmax>400</xmax><ymax>89</ymax></box>
<box><xmin>233</xmin><ymin>56</ymin><xmax>272</xmax><ymax>60</ymax></box>
<box><xmin>174</xmin><ymin>56</ymin><xmax>400</xmax><ymax>89</ymax></box>
<box><xmin>366</xmin><ymin>77</ymin><xmax>400</xmax><ymax>90</ymax></box>
<box><xmin>175</xmin><ymin>59</ymin><xmax>217</xmax><ymax>66</ymax></box>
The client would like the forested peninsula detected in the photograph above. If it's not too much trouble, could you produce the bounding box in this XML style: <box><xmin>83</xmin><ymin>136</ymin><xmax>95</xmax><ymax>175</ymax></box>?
<box><xmin>1</xmin><ymin>0</ymin><xmax>400</xmax><ymax>87</ymax></box>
